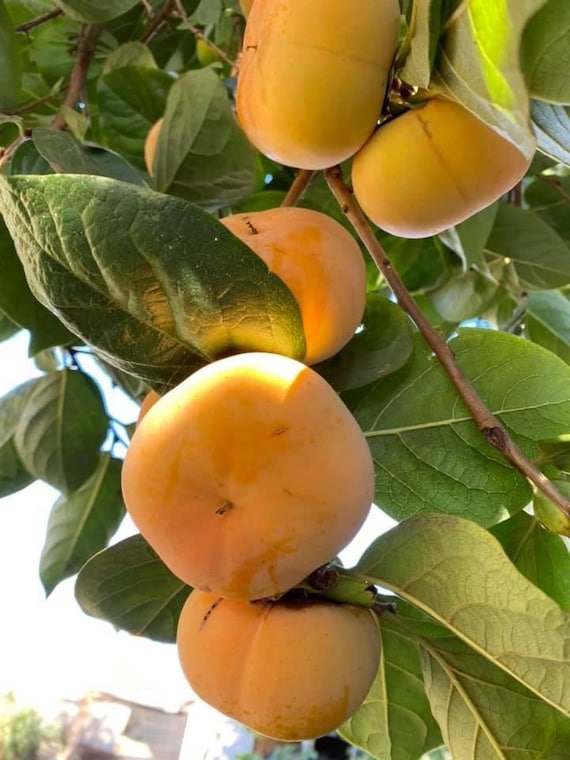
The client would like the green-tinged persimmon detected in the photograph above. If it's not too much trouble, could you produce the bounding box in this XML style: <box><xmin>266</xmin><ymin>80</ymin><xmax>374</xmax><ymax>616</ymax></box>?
<box><xmin>236</xmin><ymin>0</ymin><xmax>401</xmax><ymax>170</ymax></box>
<box><xmin>177</xmin><ymin>590</ymin><xmax>381</xmax><ymax>741</ymax></box>
<box><xmin>220</xmin><ymin>207</ymin><xmax>366</xmax><ymax>365</ymax></box>
<box><xmin>121</xmin><ymin>352</ymin><xmax>374</xmax><ymax>600</ymax></box>
<box><xmin>351</xmin><ymin>97</ymin><xmax>532</xmax><ymax>239</ymax></box>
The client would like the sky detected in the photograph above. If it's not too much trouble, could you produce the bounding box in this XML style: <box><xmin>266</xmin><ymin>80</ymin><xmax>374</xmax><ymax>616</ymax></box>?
<box><xmin>0</xmin><ymin>328</ymin><xmax>396</xmax><ymax>749</ymax></box>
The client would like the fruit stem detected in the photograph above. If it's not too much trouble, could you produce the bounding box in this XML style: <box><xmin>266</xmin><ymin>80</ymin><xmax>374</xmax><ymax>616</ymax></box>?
<box><xmin>325</xmin><ymin>165</ymin><xmax>570</xmax><ymax>520</ymax></box>
<box><xmin>281</xmin><ymin>169</ymin><xmax>316</xmax><ymax>207</ymax></box>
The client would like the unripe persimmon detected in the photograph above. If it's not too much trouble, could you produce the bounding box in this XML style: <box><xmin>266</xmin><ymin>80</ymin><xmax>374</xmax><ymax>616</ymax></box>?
<box><xmin>351</xmin><ymin>97</ymin><xmax>532</xmax><ymax>239</ymax></box>
<box><xmin>121</xmin><ymin>352</ymin><xmax>374</xmax><ymax>600</ymax></box>
<box><xmin>220</xmin><ymin>207</ymin><xmax>366</xmax><ymax>365</ymax></box>
<box><xmin>144</xmin><ymin>118</ymin><xmax>163</xmax><ymax>177</ymax></box>
<box><xmin>236</xmin><ymin>0</ymin><xmax>401</xmax><ymax>169</ymax></box>
<box><xmin>177</xmin><ymin>591</ymin><xmax>380</xmax><ymax>740</ymax></box>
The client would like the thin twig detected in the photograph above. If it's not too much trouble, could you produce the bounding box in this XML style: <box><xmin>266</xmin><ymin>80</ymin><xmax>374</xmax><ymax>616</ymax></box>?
<box><xmin>15</xmin><ymin>8</ymin><xmax>63</xmax><ymax>33</ymax></box>
<box><xmin>281</xmin><ymin>169</ymin><xmax>316</xmax><ymax>207</ymax></box>
<box><xmin>140</xmin><ymin>0</ymin><xmax>176</xmax><ymax>44</ymax></box>
<box><xmin>172</xmin><ymin>0</ymin><xmax>235</xmax><ymax>66</ymax></box>
<box><xmin>536</xmin><ymin>174</ymin><xmax>570</xmax><ymax>205</ymax></box>
<box><xmin>51</xmin><ymin>25</ymin><xmax>102</xmax><ymax>130</ymax></box>
<box><xmin>325</xmin><ymin>166</ymin><xmax>570</xmax><ymax>518</ymax></box>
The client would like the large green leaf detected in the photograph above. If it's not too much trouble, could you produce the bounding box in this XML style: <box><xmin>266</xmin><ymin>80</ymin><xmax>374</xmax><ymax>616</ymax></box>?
<box><xmin>347</xmin><ymin>329</ymin><xmax>570</xmax><ymax>524</ymax></box>
<box><xmin>75</xmin><ymin>534</ymin><xmax>191</xmax><ymax>642</ymax></box>
<box><xmin>53</xmin><ymin>0</ymin><xmax>140</xmax><ymax>23</ymax></box>
<box><xmin>486</xmin><ymin>204</ymin><xmax>570</xmax><ymax>290</ymax></box>
<box><xmin>521</xmin><ymin>0</ymin><xmax>570</xmax><ymax>104</ymax></box>
<box><xmin>356</xmin><ymin>514</ymin><xmax>570</xmax><ymax>717</ymax></box>
<box><xmin>14</xmin><ymin>369</ymin><xmax>108</xmax><ymax>494</ymax></box>
<box><xmin>40</xmin><ymin>455</ymin><xmax>125</xmax><ymax>596</ymax></box>
<box><xmin>525</xmin><ymin>290</ymin><xmax>570</xmax><ymax>364</ymax></box>
<box><xmin>421</xmin><ymin>635</ymin><xmax>570</xmax><ymax>759</ymax></box>
<box><xmin>0</xmin><ymin>213</ymin><xmax>76</xmax><ymax>354</ymax></box>
<box><xmin>432</xmin><ymin>0</ymin><xmax>543</xmax><ymax>159</ymax></box>
<box><xmin>490</xmin><ymin>510</ymin><xmax>570</xmax><ymax>611</ymax></box>
<box><xmin>151</xmin><ymin>68</ymin><xmax>257</xmax><ymax>211</ymax></box>
<box><xmin>0</xmin><ymin>0</ymin><xmax>22</xmax><ymax>111</ymax></box>
<box><xmin>0</xmin><ymin>173</ymin><xmax>305</xmax><ymax>392</ymax></box>
<box><xmin>0</xmin><ymin>379</ymin><xmax>37</xmax><ymax>498</ymax></box>
<box><xmin>340</xmin><ymin>603</ymin><xmax>443</xmax><ymax>760</ymax></box>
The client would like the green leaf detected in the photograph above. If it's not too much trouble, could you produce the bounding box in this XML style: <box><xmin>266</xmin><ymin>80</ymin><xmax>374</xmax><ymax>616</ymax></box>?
<box><xmin>0</xmin><ymin>173</ymin><xmax>305</xmax><ymax>392</ymax></box>
<box><xmin>14</xmin><ymin>369</ymin><xmax>108</xmax><ymax>494</ymax></box>
<box><xmin>432</xmin><ymin>0</ymin><xmax>542</xmax><ymax>159</ymax></box>
<box><xmin>421</xmin><ymin>634</ymin><xmax>570</xmax><ymax>759</ymax></box>
<box><xmin>381</xmin><ymin>235</ymin><xmax>456</xmax><ymax>294</ymax></box>
<box><xmin>0</xmin><ymin>0</ymin><xmax>22</xmax><ymax>111</ymax></box>
<box><xmin>53</xmin><ymin>0</ymin><xmax>140</xmax><ymax>23</ymax></box>
<box><xmin>0</xmin><ymin>379</ymin><xmax>37</xmax><ymax>498</ymax></box>
<box><xmin>316</xmin><ymin>295</ymin><xmax>414</xmax><ymax>392</ymax></box>
<box><xmin>530</xmin><ymin>101</ymin><xmax>570</xmax><ymax>166</ymax></box>
<box><xmin>340</xmin><ymin>604</ymin><xmax>443</xmax><ymax>760</ymax></box>
<box><xmin>97</xmin><ymin>65</ymin><xmax>173</xmax><ymax>169</ymax></box>
<box><xmin>31</xmin><ymin>127</ymin><xmax>145</xmax><ymax>186</ymax></box>
<box><xmin>524</xmin><ymin>174</ymin><xmax>570</xmax><ymax>245</ymax></box>
<box><xmin>521</xmin><ymin>0</ymin><xmax>570</xmax><ymax>104</ymax></box>
<box><xmin>347</xmin><ymin>329</ymin><xmax>570</xmax><ymax>524</ymax></box>
<box><xmin>0</xmin><ymin>311</ymin><xmax>20</xmax><ymax>342</ymax></box>
<box><xmin>75</xmin><ymin>534</ymin><xmax>191</xmax><ymax>642</ymax></box>
<box><xmin>152</xmin><ymin>69</ymin><xmax>257</xmax><ymax>211</ymax></box>
<box><xmin>429</xmin><ymin>269</ymin><xmax>505</xmax><ymax>323</ymax></box>
<box><xmin>189</xmin><ymin>0</ymin><xmax>222</xmax><ymax>26</ymax></box>
<box><xmin>400</xmin><ymin>0</ymin><xmax>447</xmax><ymax>89</ymax></box>
<box><xmin>490</xmin><ymin>510</ymin><xmax>570</xmax><ymax>610</ymax></box>
<box><xmin>40</xmin><ymin>455</ymin><xmax>125</xmax><ymax>596</ymax></box>
<box><xmin>525</xmin><ymin>290</ymin><xmax>570</xmax><ymax>364</ymax></box>
<box><xmin>0</xmin><ymin>213</ymin><xmax>77</xmax><ymax>354</ymax></box>
<box><xmin>486</xmin><ymin>204</ymin><xmax>570</xmax><ymax>290</ymax></box>
<box><xmin>438</xmin><ymin>203</ymin><xmax>498</xmax><ymax>269</ymax></box>
<box><xmin>356</xmin><ymin>513</ymin><xmax>570</xmax><ymax>717</ymax></box>
<box><xmin>7</xmin><ymin>140</ymin><xmax>53</xmax><ymax>176</ymax></box>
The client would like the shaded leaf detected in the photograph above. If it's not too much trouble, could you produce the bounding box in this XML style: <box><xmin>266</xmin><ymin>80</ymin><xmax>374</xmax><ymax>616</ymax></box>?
<box><xmin>521</xmin><ymin>0</ymin><xmax>570</xmax><ymax>104</ymax></box>
<box><xmin>421</xmin><ymin>634</ymin><xmax>570</xmax><ymax>759</ymax></box>
<box><xmin>429</xmin><ymin>269</ymin><xmax>505</xmax><ymax>323</ymax></box>
<box><xmin>490</xmin><ymin>510</ymin><xmax>570</xmax><ymax>610</ymax></box>
<box><xmin>432</xmin><ymin>0</ymin><xmax>541</xmax><ymax>159</ymax></box>
<box><xmin>14</xmin><ymin>369</ymin><xmax>108</xmax><ymax>494</ymax></box>
<box><xmin>316</xmin><ymin>295</ymin><xmax>414</xmax><ymax>392</ymax></box>
<box><xmin>357</xmin><ymin>513</ymin><xmax>570</xmax><ymax>717</ymax></box>
<box><xmin>524</xmin><ymin>174</ymin><xmax>570</xmax><ymax>245</ymax></box>
<box><xmin>0</xmin><ymin>0</ymin><xmax>22</xmax><ymax>111</ymax></box>
<box><xmin>531</xmin><ymin>101</ymin><xmax>570</xmax><ymax>165</ymax></box>
<box><xmin>400</xmin><ymin>0</ymin><xmax>447</xmax><ymax>89</ymax></box>
<box><xmin>0</xmin><ymin>173</ymin><xmax>305</xmax><ymax>392</ymax></box>
<box><xmin>347</xmin><ymin>329</ymin><xmax>570</xmax><ymax>524</ymax></box>
<box><xmin>486</xmin><ymin>203</ymin><xmax>570</xmax><ymax>290</ymax></box>
<box><xmin>438</xmin><ymin>203</ymin><xmax>498</xmax><ymax>269</ymax></box>
<box><xmin>53</xmin><ymin>0</ymin><xmax>140</xmax><ymax>23</ymax></box>
<box><xmin>75</xmin><ymin>534</ymin><xmax>191</xmax><ymax>642</ymax></box>
<box><xmin>0</xmin><ymin>311</ymin><xmax>20</xmax><ymax>342</ymax></box>
<box><xmin>525</xmin><ymin>290</ymin><xmax>570</xmax><ymax>364</ymax></box>
<box><xmin>0</xmin><ymin>379</ymin><xmax>38</xmax><ymax>498</ymax></box>
<box><xmin>40</xmin><ymin>455</ymin><xmax>126</xmax><ymax>595</ymax></box>
<box><xmin>151</xmin><ymin>69</ymin><xmax>256</xmax><ymax>211</ymax></box>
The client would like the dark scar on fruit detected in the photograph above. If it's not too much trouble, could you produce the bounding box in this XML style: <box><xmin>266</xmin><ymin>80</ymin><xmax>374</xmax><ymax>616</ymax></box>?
<box><xmin>216</xmin><ymin>500</ymin><xmax>234</xmax><ymax>516</ymax></box>
<box><xmin>272</xmin><ymin>426</ymin><xmax>289</xmax><ymax>436</ymax></box>
<box><xmin>200</xmin><ymin>598</ymin><xmax>223</xmax><ymax>628</ymax></box>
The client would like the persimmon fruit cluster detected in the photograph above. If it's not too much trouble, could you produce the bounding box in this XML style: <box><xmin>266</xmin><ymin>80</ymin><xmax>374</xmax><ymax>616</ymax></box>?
<box><xmin>235</xmin><ymin>0</ymin><xmax>532</xmax><ymax>238</ymax></box>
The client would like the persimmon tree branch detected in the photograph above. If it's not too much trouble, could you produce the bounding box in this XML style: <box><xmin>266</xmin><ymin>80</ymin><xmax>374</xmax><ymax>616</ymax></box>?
<box><xmin>51</xmin><ymin>24</ymin><xmax>102</xmax><ymax>130</ymax></box>
<box><xmin>325</xmin><ymin>165</ymin><xmax>570</xmax><ymax>518</ymax></box>
<box><xmin>140</xmin><ymin>0</ymin><xmax>176</xmax><ymax>44</ymax></box>
<box><xmin>281</xmin><ymin>169</ymin><xmax>316</xmax><ymax>207</ymax></box>
<box><xmin>15</xmin><ymin>8</ymin><xmax>63</xmax><ymax>33</ymax></box>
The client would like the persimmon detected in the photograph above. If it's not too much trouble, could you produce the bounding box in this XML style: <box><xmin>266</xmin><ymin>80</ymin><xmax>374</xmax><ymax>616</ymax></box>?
<box><xmin>236</xmin><ymin>0</ymin><xmax>401</xmax><ymax>169</ymax></box>
<box><xmin>144</xmin><ymin>118</ymin><xmax>163</xmax><ymax>177</ymax></box>
<box><xmin>121</xmin><ymin>352</ymin><xmax>374</xmax><ymax>599</ymax></box>
<box><xmin>136</xmin><ymin>390</ymin><xmax>161</xmax><ymax>426</ymax></box>
<box><xmin>177</xmin><ymin>591</ymin><xmax>380</xmax><ymax>741</ymax></box>
<box><xmin>220</xmin><ymin>207</ymin><xmax>366</xmax><ymax>365</ymax></box>
<box><xmin>351</xmin><ymin>97</ymin><xmax>532</xmax><ymax>239</ymax></box>
<box><xmin>239</xmin><ymin>0</ymin><xmax>254</xmax><ymax>16</ymax></box>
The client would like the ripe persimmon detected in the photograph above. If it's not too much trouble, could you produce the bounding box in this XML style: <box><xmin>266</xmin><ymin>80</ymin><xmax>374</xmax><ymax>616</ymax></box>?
<box><xmin>144</xmin><ymin>118</ymin><xmax>163</xmax><ymax>177</ymax></box>
<box><xmin>351</xmin><ymin>97</ymin><xmax>532</xmax><ymax>238</ymax></box>
<box><xmin>220</xmin><ymin>207</ymin><xmax>366</xmax><ymax>365</ymax></box>
<box><xmin>236</xmin><ymin>0</ymin><xmax>401</xmax><ymax>169</ymax></box>
<box><xmin>121</xmin><ymin>352</ymin><xmax>374</xmax><ymax>600</ymax></box>
<box><xmin>177</xmin><ymin>590</ymin><xmax>380</xmax><ymax>740</ymax></box>
<box><xmin>136</xmin><ymin>390</ymin><xmax>161</xmax><ymax>426</ymax></box>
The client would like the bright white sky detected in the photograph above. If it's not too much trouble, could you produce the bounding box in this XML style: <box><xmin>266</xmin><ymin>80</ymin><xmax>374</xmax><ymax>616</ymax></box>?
<box><xmin>0</xmin><ymin>330</ymin><xmax>395</xmax><ymax>720</ymax></box>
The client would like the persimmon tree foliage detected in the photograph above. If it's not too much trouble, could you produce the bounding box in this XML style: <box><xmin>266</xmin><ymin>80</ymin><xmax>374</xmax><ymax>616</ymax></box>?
<box><xmin>1</xmin><ymin>0</ymin><xmax>570</xmax><ymax>757</ymax></box>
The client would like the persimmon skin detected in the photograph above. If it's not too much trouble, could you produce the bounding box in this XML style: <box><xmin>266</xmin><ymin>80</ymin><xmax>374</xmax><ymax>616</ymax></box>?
<box><xmin>121</xmin><ymin>352</ymin><xmax>374</xmax><ymax>600</ymax></box>
<box><xmin>351</xmin><ymin>97</ymin><xmax>532</xmax><ymax>239</ymax></box>
<box><xmin>144</xmin><ymin>118</ymin><xmax>163</xmax><ymax>177</ymax></box>
<box><xmin>220</xmin><ymin>207</ymin><xmax>366</xmax><ymax>365</ymax></box>
<box><xmin>136</xmin><ymin>390</ymin><xmax>161</xmax><ymax>426</ymax></box>
<box><xmin>236</xmin><ymin>0</ymin><xmax>401</xmax><ymax>169</ymax></box>
<box><xmin>177</xmin><ymin>591</ymin><xmax>380</xmax><ymax>741</ymax></box>
<box><xmin>239</xmin><ymin>0</ymin><xmax>253</xmax><ymax>15</ymax></box>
